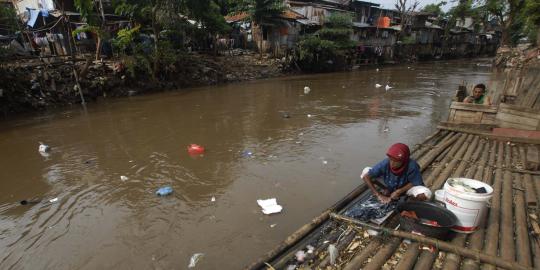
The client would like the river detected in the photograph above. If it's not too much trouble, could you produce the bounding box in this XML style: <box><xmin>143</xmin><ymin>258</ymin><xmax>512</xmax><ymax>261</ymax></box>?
<box><xmin>0</xmin><ymin>60</ymin><xmax>493</xmax><ymax>269</ymax></box>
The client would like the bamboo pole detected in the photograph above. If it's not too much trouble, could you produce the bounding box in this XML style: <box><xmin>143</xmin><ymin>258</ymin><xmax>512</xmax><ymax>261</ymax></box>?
<box><xmin>519</xmin><ymin>146</ymin><xmax>527</xmax><ymax>171</ymax></box>
<box><xmin>394</xmin><ymin>242</ymin><xmax>420</xmax><ymax>270</ymax></box>
<box><xmin>442</xmin><ymin>234</ymin><xmax>467</xmax><ymax>270</ymax></box>
<box><xmin>361</xmin><ymin>237</ymin><xmax>402</xmax><ymax>270</ymax></box>
<box><xmin>431</xmin><ymin>135</ymin><xmax>472</xmax><ymax>190</ymax></box>
<box><xmin>523</xmin><ymin>173</ymin><xmax>537</xmax><ymax>205</ymax></box>
<box><xmin>244</xmin><ymin>184</ymin><xmax>368</xmax><ymax>270</ymax></box>
<box><xmin>500</xmin><ymin>144</ymin><xmax>515</xmax><ymax>262</ymax></box>
<box><xmin>534</xmin><ymin>174</ymin><xmax>540</xmax><ymax>207</ymax></box>
<box><xmin>462</xmin><ymin>141</ymin><xmax>495</xmax><ymax>270</ymax></box>
<box><xmin>533</xmin><ymin>235</ymin><xmax>540</xmax><ymax>269</ymax></box>
<box><xmin>413</xmin><ymin>249</ymin><xmax>438</xmax><ymax>270</ymax></box>
<box><xmin>341</xmin><ymin>238</ymin><xmax>382</xmax><ymax>270</ymax></box>
<box><xmin>435</xmin><ymin>145</ymin><xmax>452</xmax><ymax>163</ymax></box>
<box><xmin>452</xmin><ymin>134</ymin><xmax>476</xmax><ymax>177</ymax></box>
<box><xmin>482</xmin><ymin>142</ymin><xmax>503</xmax><ymax>270</ymax></box>
<box><xmin>330</xmin><ymin>213</ymin><xmax>533</xmax><ymax>270</ymax></box>
<box><xmin>505</xmin><ymin>143</ymin><xmax>512</xmax><ymax>169</ymax></box>
<box><xmin>469</xmin><ymin>139</ymin><xmax>486</xmax><ymax>165</ymax></box>
<box><xmin>417</xmin><ymin>133</ymin><xmax>460</xmax><ymax>170</ymax></box>
<box><xmin>424</xmin><ymin>134</ymin><xmax>467</xmax><ymax>187</ymax></box>
<box><xmin>411</xmin><ymin>130</ymin><xmax>447</xmax><ymax>159</ymax></box>
<box><xmin>514</xmin><ymin>173</ymin><xmax>532</xmax><ymax>267</ymax></box>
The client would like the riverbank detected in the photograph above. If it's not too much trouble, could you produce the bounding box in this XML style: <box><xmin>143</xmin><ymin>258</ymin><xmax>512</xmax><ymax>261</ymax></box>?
<box><xmin>0</xmin><ymin>50</ymin><xmax>288</xmax><ymax>117</ymax></box>
<box><xmin>0</xmin><ymin>48</ymin><xmax>501</xmax><ymax>118</ymax></box>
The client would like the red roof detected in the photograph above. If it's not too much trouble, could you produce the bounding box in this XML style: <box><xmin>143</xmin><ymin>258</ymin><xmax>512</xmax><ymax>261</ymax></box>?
<box><xmin>224</xmin><ymin>9</ymin><xmax>305</xmax><ymax>23</ymax></box>
<box><xmin>225</xmin><ymin>12</ymin><xmax>249</xmax><ymax>23</ymax></box>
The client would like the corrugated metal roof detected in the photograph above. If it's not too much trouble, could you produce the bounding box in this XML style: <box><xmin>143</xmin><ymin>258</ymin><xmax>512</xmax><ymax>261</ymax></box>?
<box><xmin>225</xmin><ymin>9</ymin><xmax>306</xmax><ymax>23</ymax></box>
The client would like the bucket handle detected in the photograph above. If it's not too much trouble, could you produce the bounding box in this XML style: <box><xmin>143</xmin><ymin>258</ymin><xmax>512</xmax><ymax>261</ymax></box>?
<box><xmin>432</xmin><ymin>200</ymin><xmax>447</xmax><ymax>209</ymax></box>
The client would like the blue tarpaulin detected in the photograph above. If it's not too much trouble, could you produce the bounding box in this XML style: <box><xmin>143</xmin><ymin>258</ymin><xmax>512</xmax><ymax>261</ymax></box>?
<box><xmin>26</xmin><ymin>8</ymin><xmax>40</xmax><ymax>27</ymax></box>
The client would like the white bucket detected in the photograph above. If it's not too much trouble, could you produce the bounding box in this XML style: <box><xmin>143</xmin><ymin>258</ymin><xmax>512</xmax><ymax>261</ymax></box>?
<box><xmin>443</xmin><ymin>178</ymin><xmax>493</xmax><ymax>233</ymax></box>
<box><xmin>434</xmin><ymin>189</ymin><xmax>445</xmax><ymax>203</ymax></box>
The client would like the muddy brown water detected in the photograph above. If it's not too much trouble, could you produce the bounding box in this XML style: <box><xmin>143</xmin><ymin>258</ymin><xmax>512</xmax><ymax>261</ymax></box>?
<box><xmin>0</xmin><ymin>60</ymin><xmax>493</xmax><ymax>269</ymax></box>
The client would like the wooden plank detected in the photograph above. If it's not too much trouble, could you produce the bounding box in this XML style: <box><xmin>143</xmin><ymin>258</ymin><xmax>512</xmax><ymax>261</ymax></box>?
<box><xmin>454</xmin><ymin>111</ymin><xmax>483</xmax><ymax>124</ymax></box>
<box><xmin>475</xmin><ymin>111</ymin><xmax>483</xmax><ymax>122</ymax></box>
<box><xmin>482</xmin><ymin>113</ymin><xmax>496</xmax><ymax>123</ymax></box>
<box><xmin>496</xmin><ymin>112</ymin><xmax>540</xmax><ymax>128</ymax></box>
<box><xmin>450</xmin><ymin>102</ymin><xmax>498</xmax><ymax>113</ymax></box>
<box><xmin>499</xmin><ymin>103</ymin><xmax>540</xmax><ymax>117</ymax></box>
<box><xmin>498</xmin><ymin>121</ymin><xmax>538</xmax><ymax>131</ymax></box>
<box><xmin>449</xmin><ymin>109</ymin><xmax>457</xmax><ymax>122</ymax></box>
<box><xmin>498</xmin><ymin>107</ymin><xmax>540</xmax><ymax>121</ymax></box>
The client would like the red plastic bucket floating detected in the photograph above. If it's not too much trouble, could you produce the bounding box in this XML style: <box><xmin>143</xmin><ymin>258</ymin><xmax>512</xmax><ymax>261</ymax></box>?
<box><xmin>187</xmin><ymin>144</ymin><xmax>205</xmax><ymax>155</ymax></box>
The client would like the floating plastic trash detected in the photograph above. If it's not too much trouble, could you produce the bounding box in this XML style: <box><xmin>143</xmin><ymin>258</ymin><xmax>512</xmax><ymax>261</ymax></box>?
<box><xmin>257</xmin><ymin>198</ymin><xmax>283</xmax><ymax>215</ymax></box>
<box><xmin>120</xmin><ymin>175</ymin><xmax>129</xmax><ymax>181</ymax></box>
<box><xmin>187</xmin><ymin>144</ymin><xmax>205</xmax><ymax>155</ymax></box>
<box><xmin>38</xmin><ymin>142</ymin><xmax>51</xmax><ymax>153</ymax></box>
<box><xmin>385</xmin><ymin>85</ymin><xmax>393</xmax><ymax>91</ymax></box>
<box><xmin>375</xmin><ymin>83</ymin><xmax>382</xmax><ymax>88</ymax></box>
<box><xmin>20</xmin><ymin>199</ymin><xmax>40</xmax><ymax>205</ymax></box>
<box><xmin>304</xmin><ymin>86</ymin><xmax>311</xmax><ymax>94</ymax></box>
<box><xmin>242</xmin><ymin>150</ymin><xmax>253</xmax><ymax>158</ymax></box>
<box><xmin>211</xmin><ymin>196</ymin><xmax>216</xmax><ymax>202</ymax></box>
<box><xmin>188</xmin><ymin>253</ymin><xmax>204</xmax><ymax>268</ymax></box>
<box><xmin>156</xmin><ymin>186</ymin><xmax>173</xmax><ymax>196</ymax></box>
<box><xmin>49</xmin><ymin>197</ymin><xmax>58</xmax><ymax>203</ymax></box>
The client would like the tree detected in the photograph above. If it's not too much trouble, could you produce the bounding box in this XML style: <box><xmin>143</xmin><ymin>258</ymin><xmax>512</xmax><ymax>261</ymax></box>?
<box><xmin>112</xmin><ymin>0</ymin><xmax>230</xmax><ymax>78</ymax></box>
<box><xmin>522</xmin><ymin>0</ymin><xmax>540</xmax><ymax>44</ymax></box>
<box><xmin>297</xmin><ymin>13</ymin><xmax>356</xmax><ymax>72</ymax></box>
<box><xmin>421</xmin><ymin>2</ymin><xmax>447</xmax><ymax>18</ymax></box>
<box><xmin>395</xmin><ymin>0</ymin><xmax>420</xmax><ymax>40</ymax></box>
<box><xmin>73</xmin><ymin>0</ymin><xmax>109</xmax><ymax>60</ymax></box>
<box><xmin>0</xmin><ymin>3</ymin><xmax>20</xmax><ymax>34</ymax></box>
<box><xmin>483</xmin><ymin>0</ymin><xmax>526</xmax><ymax>46</ymax></box>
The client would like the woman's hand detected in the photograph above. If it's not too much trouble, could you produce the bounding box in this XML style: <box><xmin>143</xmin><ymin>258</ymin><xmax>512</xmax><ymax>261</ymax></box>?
<box><xmin>377</xmin><ymin>193</ymin><xmax>391</xmax><ymax>204</ymax></box>
<box><xmin>390</xmin><ymin>190</ymin><xmax>401</xmax><ymax>201</ymax></box>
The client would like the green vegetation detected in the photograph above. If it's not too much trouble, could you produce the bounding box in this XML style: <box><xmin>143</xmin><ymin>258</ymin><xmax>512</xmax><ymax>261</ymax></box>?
<box><xmin>296</xmin><ymin>13</ymin><xmax>355</xmax><ymax>72</ymax></box>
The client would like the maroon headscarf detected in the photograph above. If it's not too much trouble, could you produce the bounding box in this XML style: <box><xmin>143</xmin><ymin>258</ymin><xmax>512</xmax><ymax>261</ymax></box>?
<box><xmin>386</xmin><ymin>143</ymin><xmax>410</xmax><ymax>176</ymax></box>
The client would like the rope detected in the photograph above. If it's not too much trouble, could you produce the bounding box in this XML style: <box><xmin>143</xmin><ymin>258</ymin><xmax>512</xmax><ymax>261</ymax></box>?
<box><xmin>24</xmin><ymin>16</ymin><xmax>65</xmax><ymax>33</ymax></box>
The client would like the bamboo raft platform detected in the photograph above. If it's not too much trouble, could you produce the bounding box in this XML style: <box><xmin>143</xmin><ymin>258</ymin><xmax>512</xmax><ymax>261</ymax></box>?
<box><xmin>246</xmin><ymin>129</ymin><xmax>540</xmax><ymax>270</ymax></box>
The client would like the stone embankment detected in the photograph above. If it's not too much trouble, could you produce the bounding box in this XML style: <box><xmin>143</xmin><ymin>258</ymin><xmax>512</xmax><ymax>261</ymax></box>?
<box><xmin>0</xmin><ymin>49</ymin><xmax>288</xmax><ymax>116</ymax></box>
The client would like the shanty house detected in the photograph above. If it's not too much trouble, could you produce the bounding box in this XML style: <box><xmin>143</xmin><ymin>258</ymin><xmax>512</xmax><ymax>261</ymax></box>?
<box><xmin>225</xmin><ymin>8</ymin><xmax>306</xmax><ymax>57</ymax></box>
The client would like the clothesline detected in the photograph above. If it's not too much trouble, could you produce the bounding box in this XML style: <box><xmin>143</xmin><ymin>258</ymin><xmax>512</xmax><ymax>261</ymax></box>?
<box><xmin>23</xmin><ymin>16</ymin><xmax>64</xmax><ymax>34</ymax></box>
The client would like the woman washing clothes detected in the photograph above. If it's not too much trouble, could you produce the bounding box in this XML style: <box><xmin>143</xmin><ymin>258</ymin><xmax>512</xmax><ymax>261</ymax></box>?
<box><xmin>361</xmin><ymin>143</ymin><xmax>426</xmax><ymax>204</ymax></box>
